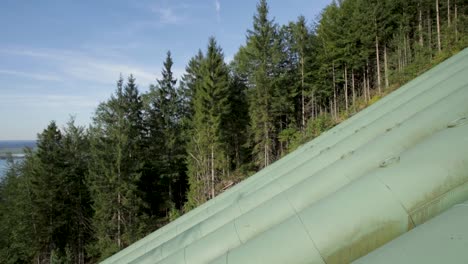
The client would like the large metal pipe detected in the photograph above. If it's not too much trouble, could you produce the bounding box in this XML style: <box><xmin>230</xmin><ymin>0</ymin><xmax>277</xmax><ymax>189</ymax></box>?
<box><xmin>210</xmin><ymin>114</ymin><xmax>468</xmax><ymax>264</ymax></box>
<box><xmin>130</xmin><ymin>50</ymin><xmax>468</xmax><ymax>263</ymax></box>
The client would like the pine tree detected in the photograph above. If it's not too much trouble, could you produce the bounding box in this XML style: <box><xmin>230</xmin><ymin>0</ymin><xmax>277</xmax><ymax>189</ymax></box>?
<box><xmin>224</xmin><ymin>73</ymin><xmax>250</xmax><ymax>172</ymax></box>
<box><xmin>240</xmin><ymin>0</ymin><xmax>279</xmax><ymax>168</ymax></box>
<box><xmin>145</xmin><ymin>51</ymin><xmax>187</xmax><ymax>217</ymax></box>
<box><xmin>31</xmin><ymin>121</ymin><xmax>70</xmax><ymax>261</ymax></box>
<box><xmin>61</xmin><ymin>119</ymin><xmax>92</xmax><ymax>264</ymax></box>
<box><xmin>180</xmin><ymin>49</ymin><xmax>205</xmax><ymax>121</ymax></box>
<box><xmin>291</xmin><ymin>15</ymin><xmax>312</xmax><ymax>128</ymax></box>
<box><xmin>88</xmin><ymin>75</ymin><xmax>146</xmax><ymax>260</ymax></box>
<box><xmin>0</xmin><ymin>152</ymin><xmax>41</xmax><ymax>263</ymax></box>
<box><xmin>186</xmin><ymin>37</ymin><xmax>231</xmax><ymax>209</ymax></box>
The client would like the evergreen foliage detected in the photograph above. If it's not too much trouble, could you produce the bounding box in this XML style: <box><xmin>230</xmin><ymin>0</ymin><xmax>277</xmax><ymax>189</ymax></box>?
<box><xmin>87</xmin><ymin>76</ymin><xmax>147</xmax><ymax>260</ymax></box>
<box><xmin>185</xmin><ymin>37</ymin><xmax>231</xmax><ymax>209</ymax></box>
<box><xmin>0</xmin><ymin>0</ymin><xmax>467</xmax><ymax>262</ymax></box>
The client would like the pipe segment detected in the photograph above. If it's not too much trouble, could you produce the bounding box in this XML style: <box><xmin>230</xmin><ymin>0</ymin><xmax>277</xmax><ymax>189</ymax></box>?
<box><xmin>353</xmin><ymin>201</ymin><xmax>468</xmax><ymax>264</ymax></box>
<box><xmin>210</xmin><ymin>118</ymin><xmax>468</xmax><ymax>264</ymax></box>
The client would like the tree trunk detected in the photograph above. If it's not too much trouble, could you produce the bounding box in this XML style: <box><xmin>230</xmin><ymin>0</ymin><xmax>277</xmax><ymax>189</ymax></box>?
<box><xmin>375</xmin><ymin>35</ymin><xmax>381</xmax><ymax>94</ymax></box>
<box><xmin>314</xmin><ymin>98</ymin><xmax>317</xmax><ymax>119</ymax></box>
<box><xmin>455</xmin><ymin>1</ymin><xmax>458</xmax><ymax>40</ymax></box>
<box><xmin>397</xmin><ymin>45</ymin><xmax>402</xmax><ymax>72</ymax></box>
<box><xmin>332</xmin><ymin>62</ymin><xmax>337</xmax><ymax>120</ymax></box>
<box><xmin>448</xmin><ymin>0</ymin><xmax>451</xmax><ymax>26</ymax></box>
<box><xmin>428</xmin><ymin>9</ymin><xmax>433</xmax><ymax>56</ymax></box>
<box><xmin>279</xmin><ymin>121</ymin><xmax>284</xmax><ymax>157</ymax></box>
<box><xmin>311</xmin><ymin>92</ymin><xmax>315</xmax><ymax>120</ymax></box>
<box><xmin>344</xmin><ymin>65</ymin><xmax>348</xmax><ymax>112</ymax></box>
<box><xmin>301</xmin><ymin>57</ymin><xmax>305</xmax><ymax>130</ymax></box>
<box><xmin>407</xmin><ymin>33</ymin><xmax>412</xmax><ymax>64</ymax></box>
<box><xmin>419</xmin><ymin>2</ymin><xmax>424</xmax><ymax>46</ymax></box>
<box><xmin>314</xmin><ymin>95</ymin><xmax>318</xmax><ymax>119</ymax></box>
<box><xmin>436</xmin><ymin>0</ymin><xmax>442</xmax><ymax>52</ymax></box>
<box><xmin>264</xmin><ymin>122</ymin><xmax>269</xmax><ymax>168</ymax></box>
<box><xmin>78</xmin><ymin>217</ymin><xmax>84</xmax><ymax>264</ymax></box>
<box><xmin>367</xmin><ymin>74</ymin><xmax>371</xmax><ymax>100</ymax></box>
<box><xmin>211</xmin><ymin>145</ymin><xmax>215</xmax><ymax>199</ymax></box>
<box><xmin>117</xmin><ymin>143</ymin><xmax>122</xmax><ymax>248</ymax></box>
<box><xmin>351</xmin><ymin>69</ymin><xmax>356</xmax><ymax>107</ymax></box>
<box><xmin>403</xmin><ymin>34</ymin><xmax>408</xmax><ymax>67</ymax></box>
<box><xmin>384</xmin><ymin>45</ymin><xmax>389</xmax><ymax>89</ymax></box>
<box><xmin>366</xmin><ymin>60</ymin><xmax>371</xmax><ymax>100</ymax></box>
<box><xmin>117</xmin><ymin>192</ymin><xmax>121</xmax><ymax>249</ymax></box>
<box><xmin>363</xmin><ymin>70</ymin><xmax>368</xmax><ymax>102</ymax></box>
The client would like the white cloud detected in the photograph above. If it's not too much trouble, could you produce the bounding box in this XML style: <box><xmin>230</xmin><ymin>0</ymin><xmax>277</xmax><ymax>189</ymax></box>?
<box><xmin>64</xmin><ymin>59</ymin><xmax>157</xmax><ymax>87</ymax></box>
<box><xmin>0</xmin><ymin>94</ymin><xmax>98</xmax><ymax>108</ymax></box>
<box><xmin>215</xmin><ymin>0</ymin><xmax>221</xmax><ymax>21</ymax></box>
<box><xmin>150</xmin><ymin>6</ymin><xmax>185</xmax><ymax>25</ymax></box>
<box><xmin>0</xmin><ymin>69</ymin><xmax>62</xmax><ymax>81</ymax></box>
<box><xmin>108</xmin><ymin>3</ymin><xmax>194</xmax><ymax>37</ymax></box>
<box><xmin>0</xmin><ymin>47</ymin><xmax>158</xmax><ymax>87</ymax></box>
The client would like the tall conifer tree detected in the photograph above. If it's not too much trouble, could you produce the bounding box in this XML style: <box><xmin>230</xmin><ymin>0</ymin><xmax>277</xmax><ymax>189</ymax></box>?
<box><xmin>186</xmin><ymin>37</ymin><xmax>230</xmax><ymax>208</ymax></box>
<box><xmin>242</xmin><ymin>0</ymin><xmax>279</xmax><ymax>168</ymax></box>
<box><xmin>88</xmin><ymin>75</ymin><xmax>146</xmax><ymax>260</ymax></box>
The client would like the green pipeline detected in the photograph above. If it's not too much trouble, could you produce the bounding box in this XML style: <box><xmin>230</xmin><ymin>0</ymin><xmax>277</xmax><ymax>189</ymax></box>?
<box><xmin>210</xmin><ymin>111</ymin><xmax>468</xmax><ymax>264</ymax></box>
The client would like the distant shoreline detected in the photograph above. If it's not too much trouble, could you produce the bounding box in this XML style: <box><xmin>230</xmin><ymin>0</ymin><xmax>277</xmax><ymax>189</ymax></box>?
<box><xmin>0</xmin><ymin>140</ymin><xmax>36</xmax><ymax>160</ymax></box>
<box><xmin>0</xmin><ymin>154</ymin><xmax>26</xmax><ymax>160</ymax></box>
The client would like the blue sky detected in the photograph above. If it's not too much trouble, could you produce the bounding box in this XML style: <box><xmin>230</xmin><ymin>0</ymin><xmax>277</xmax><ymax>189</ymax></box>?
<box><xmin>0</xmin><ymin>0</ymin><xmax>331</xmax><ymax>140</ymax></box>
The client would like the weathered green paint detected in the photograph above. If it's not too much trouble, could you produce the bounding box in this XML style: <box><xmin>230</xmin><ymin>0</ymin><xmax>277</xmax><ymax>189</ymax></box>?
<box><xmin>353</xmin><ymin>201</ymin><xmax>468</xmax><ymax>264</ymax></box>
<box><xmin>103</xmin><ymin>49</ymin><xmax>468</xmax><ymax>264</ymax></box>
<box><xmin>211</xmin><ymin>117</ymin><xmax>468</xmax><ymax>264</ymax></box>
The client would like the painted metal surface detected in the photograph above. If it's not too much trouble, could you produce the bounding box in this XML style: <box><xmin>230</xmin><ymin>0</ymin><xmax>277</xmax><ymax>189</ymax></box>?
<box><xmin>353</xmin><ymin>201</ymin><xmax>468</xmax><ymax>264</ymax></box>
<box><xmin>211</xmin><ymin>115</ymin><xmax>468</xmax><ymax>264</ymax></box>
<box><xmin>103</xmin><ymin>49</ymin><xmax>468</xmax><ymax>264</ymax></box>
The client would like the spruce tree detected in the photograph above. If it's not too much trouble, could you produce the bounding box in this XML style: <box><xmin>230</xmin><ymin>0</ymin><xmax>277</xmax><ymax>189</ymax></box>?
<box><xmin>180</xmin><ymin>49</ymin><xmax>205</xmax><ymax>120</ymax></box>
<box><xmin>224</xmin><ymin>73</ymin><xmax>250</xmax><ymax>172</ymax></box>
<box><xmin>88</xmin><ymin>75</ymin><xmax>146</xmax><ymax>260</ymax></box>
<box><xmin>186</xmin><ymin>37</ymin><xmax>230</xmax><ymax>209</ymax></box>
<box><xmin>0</xmin><ymin>152</ymin><xmax>41</xmax><ymax>263</ymax></box>
<box><xmin>61</xmin><ymin>119</ymin><xmax>92</xmax><ymax>264</ymax></box>
<box><xmin>31</xmin><ymin>121</ymin><xmax>70</xmax><ymax>261</ymax></box>
<box><xmin>239</xmin><ymin>0</ymin><xmax>280</xmax><ymax>168</ymax></box>
<box><xmin>145</xmin><ymin>51</ymin><xmax>187</xmax><ymax>216</ymax></box>
<box><xmin>292</xmin><ymin>16</ymin><xmax>313</xmax><ymax>129</ymax></box>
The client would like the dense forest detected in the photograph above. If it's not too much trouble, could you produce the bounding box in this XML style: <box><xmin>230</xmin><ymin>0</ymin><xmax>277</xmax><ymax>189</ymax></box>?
<box><xmin>1</xmin><ymin>0</ymin><xmax>467</xmax><ymax>263</ymax></box>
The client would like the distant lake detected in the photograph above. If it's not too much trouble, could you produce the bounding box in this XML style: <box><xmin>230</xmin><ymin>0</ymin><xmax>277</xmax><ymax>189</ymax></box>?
<box><xmin>0</xmin><ymin>158</ymin><xmax>26</xmax><ymax>179</ymax></box>
<box><xmin>0</xmin><ymin>159</ymin><xmax>8</xmax><ymax>178</ymax></box>
<box><xmin>0</xmin><ymin>140</ymin><xmax>36</xmax><ymax>179</ymax></box>
<box><xmin>0</xmin><ymin>140</ymin><xmax>36</xmax><ymax>153</ymax></box>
